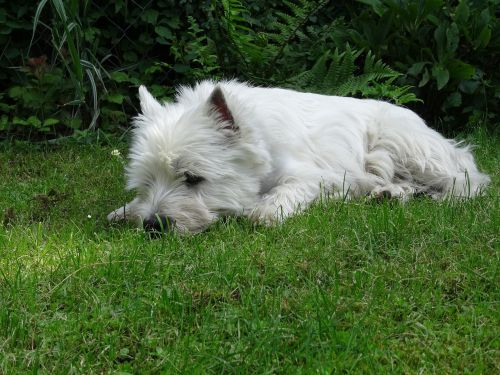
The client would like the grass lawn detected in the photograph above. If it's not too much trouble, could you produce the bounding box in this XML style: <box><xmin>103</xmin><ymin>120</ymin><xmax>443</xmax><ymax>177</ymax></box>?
<box><xmin>0</xmin><ymin>127</ymin><xmax>498</xmax><ymax>374</ymax></box>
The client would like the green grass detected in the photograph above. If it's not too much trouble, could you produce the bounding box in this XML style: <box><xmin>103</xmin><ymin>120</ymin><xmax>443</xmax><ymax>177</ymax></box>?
<box><xmin>0</xmin><ymin>128</ymin><xmax>499</xmax><ymax>374</ymax></box>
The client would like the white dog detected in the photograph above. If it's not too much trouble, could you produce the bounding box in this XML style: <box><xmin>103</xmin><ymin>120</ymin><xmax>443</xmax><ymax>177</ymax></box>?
<box><xmin>108</xmin><ymin>80</ymin><xmax>490</xmax><ymax>233</ymax></box>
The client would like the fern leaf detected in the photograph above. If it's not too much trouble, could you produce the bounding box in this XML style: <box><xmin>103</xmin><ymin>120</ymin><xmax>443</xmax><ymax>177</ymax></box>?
<box><xmin>287</xmin><ymin>45</ymin><xmax>419</xmax><ymax>104</ymax></box>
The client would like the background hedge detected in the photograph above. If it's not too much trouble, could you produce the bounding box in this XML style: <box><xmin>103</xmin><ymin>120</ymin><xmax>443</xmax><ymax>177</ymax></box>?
<box><xmin>0</xmin><ymin>0</ymin><xmax>498</xmax><ymax>141</ymax></box>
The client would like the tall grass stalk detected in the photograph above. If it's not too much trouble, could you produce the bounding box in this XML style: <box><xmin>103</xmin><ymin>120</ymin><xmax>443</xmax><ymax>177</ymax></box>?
<box><xmin>29</xmin><ymin>0</ymin><xmax>104</xmax><ymax>130</ymax></box>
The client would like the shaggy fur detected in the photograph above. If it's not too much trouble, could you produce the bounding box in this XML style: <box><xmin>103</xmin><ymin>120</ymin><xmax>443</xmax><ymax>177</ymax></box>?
<box><xmin>108</xmin><ymin>80</ymin><xmax>490</xmax><ymax>233</ymax></box>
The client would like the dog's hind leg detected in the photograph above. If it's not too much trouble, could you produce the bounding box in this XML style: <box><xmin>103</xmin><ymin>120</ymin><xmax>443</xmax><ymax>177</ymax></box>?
<box><xmin>363</xmin><ymin>145</ymin><xmax>419</xmax><ymax>201</ymax></box>
<box><xmin>364</xmin><ymin>105</ymin><xmax>490</xmax><ymax>199</ymax></box>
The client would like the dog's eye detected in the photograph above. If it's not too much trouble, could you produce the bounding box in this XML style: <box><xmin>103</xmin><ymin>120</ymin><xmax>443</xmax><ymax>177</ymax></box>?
<box><xmin>184</xmin><ymin>172</ymin><xmax>204</xmax><ymax>186</ymax></box>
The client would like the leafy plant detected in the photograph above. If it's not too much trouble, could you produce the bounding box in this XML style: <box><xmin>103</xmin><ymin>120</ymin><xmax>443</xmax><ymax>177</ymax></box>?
<box><xmin>1</xmin><ymin>0</ymin><xmax>497</xmax><ymax>141</ymax></box>
<box><xmin>217</xmin><ymin>0</ymin><xmax>330</xmax><ymax>81</ymax></box>
<box><xmin>217</xmin><ymin>0</ymin><xmax>264</xmax><ymax>73</ymax></box>
<box><xmin>152</xmin><ymin>15</ymin><xmax>221</xmax><ymax>86</ymax></box>
<box><xmin>348</xmin><ymin>0</ymin><xmax>499</xmax><ymax>127</ymax></box>
<box><xmin>30</xmin><ymin>0</ymin><xmax>107</xmax><ymax>130</ymax></box>
<box><xmin>288</xmin><ymin>46</ymin><xmax>419</xmax><ymax>104</ymax></box>
<box><xmin>0</xmin><ymin>1</ymin><xmax>223</xmax><ymax>140</ymax></box>
<box><xmin>216</xmin><ymin>0</ymin><xmax>418</xmax><ymax>104</ymax></box>
<box><xmin>3</xmin><ymin>61</ymin><xmax>80</xmax><ymax>136</ymax></box>
<box><xmin>263</xmin><ymin>0</ymin><xmax>330</xmax><ymax>73</ymax></box>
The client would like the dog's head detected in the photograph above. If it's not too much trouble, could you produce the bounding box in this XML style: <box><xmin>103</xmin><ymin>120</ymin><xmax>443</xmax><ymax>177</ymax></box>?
<box><xmin>124</xmin><ymin>83</ymin><xmax>271</xmax><ymax>234</ymax></box>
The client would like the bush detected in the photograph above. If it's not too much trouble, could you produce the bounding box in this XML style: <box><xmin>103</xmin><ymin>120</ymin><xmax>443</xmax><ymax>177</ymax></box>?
<box><xmin>0</xmin><ymin>0</ymin><xmax>497</xmax><ymax>141</ymax></box>
<box><xmin>0</xmin><ymin>0</ymin><xmax>218</xmax><ymax>140</ymax></box>
<box><xmin>345</xmin><ymin>0</ymin><xmax>499</xmax><ymax>129</ymax></box>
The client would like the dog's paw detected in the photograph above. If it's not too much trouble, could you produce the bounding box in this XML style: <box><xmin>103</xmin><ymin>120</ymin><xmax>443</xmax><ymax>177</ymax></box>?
<box><xmin>249</xmin><ymin>210</ymin><xmax>279</xmax><ymax>226</ymax></box>
<box><xmin>370</xmin><ymin>189</ymin><xmax>392</xmax><ymax>202</ymax></box>
<box><xmin>107</xmin><ymin>206</ymin><xmax>127</xmax><ymax>222</ymax></box>
<box><xmin>249</xmin><ymin>202</ymin><xmax>286</xmax><ymax>226</ymax></box>
<box><xmin>369</xmin><ymin>184</ymin><xmax>415</xmax><ymax>202</ymax></box>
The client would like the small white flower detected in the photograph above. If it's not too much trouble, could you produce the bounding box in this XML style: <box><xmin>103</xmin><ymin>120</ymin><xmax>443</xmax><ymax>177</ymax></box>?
<box><xmin>87</xmin><ymin>214</ymin><xmax>92</xmax><ymax>219</ymax></box>
<box><xmin>111</xmin><ymin>149</ymin><xmax>121</xmax><ymax>156</ymax></box>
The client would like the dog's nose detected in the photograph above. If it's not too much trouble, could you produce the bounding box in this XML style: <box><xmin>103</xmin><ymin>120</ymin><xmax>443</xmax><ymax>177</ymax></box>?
<box><xmin>143</xmin><ymin>215</ymin><xmax>172</xmax><ymax>234</ymax></box>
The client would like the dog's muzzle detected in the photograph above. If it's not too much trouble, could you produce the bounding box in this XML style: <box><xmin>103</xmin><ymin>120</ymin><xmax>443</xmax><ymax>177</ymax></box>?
<box><xmin>143</xmin><ymin>215</ymin><xmax>173</xmax><ymax>236</ymax></box>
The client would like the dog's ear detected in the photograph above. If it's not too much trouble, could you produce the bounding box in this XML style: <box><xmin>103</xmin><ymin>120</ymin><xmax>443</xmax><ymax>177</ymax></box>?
<box><xmin>138</xmin><ymin>86</ymin><xmax>162</xmax><ymax>115</ymax></box>
<box><xmin>208</xmin><ymin>86</ymin><xmax>238</xmax><ymax>132</ymax></box>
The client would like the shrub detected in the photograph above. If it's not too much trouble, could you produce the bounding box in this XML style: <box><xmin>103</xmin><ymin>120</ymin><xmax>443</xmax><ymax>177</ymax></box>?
<box><xmin>0</xmin><ymin>0</ymin><xmax>497</xmax><ymax>141</ymax></box>
<box><xmin>0</xmin><ymin>0</ymin><xmax>218</xmax><ymax>140</ymax></box>
<box><xmin>345</xmin><ymin>0</ymin><xmax>499</xmax><ymax>129</ymax></box>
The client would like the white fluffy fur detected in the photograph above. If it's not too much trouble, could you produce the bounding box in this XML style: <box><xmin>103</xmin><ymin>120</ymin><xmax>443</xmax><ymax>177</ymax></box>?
<box><xmin>108</xmin><ymin>80</ymin><xmax>490</xmax><ymax>233</ymax></box>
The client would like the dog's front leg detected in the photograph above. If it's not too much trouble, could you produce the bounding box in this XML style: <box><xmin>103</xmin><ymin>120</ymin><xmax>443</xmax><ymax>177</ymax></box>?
<box><xmin>107</xmin><ymin>198</ymin><xmax>139</xmax><ymax>222</ymax></box>
<box><xmin>250</xmin><ymin>181</ymin><xmax>321</xmax><ymax>225</ymax></box>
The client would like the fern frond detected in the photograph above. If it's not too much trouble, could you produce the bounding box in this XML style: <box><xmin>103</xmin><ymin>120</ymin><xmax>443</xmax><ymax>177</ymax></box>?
<box><xmin>308</xmin><ymin>51</ymin><xmax>330</xmax><ymax>89</ymax></box>
<box><xmin>265</xmin><ymin>0</ymin><xmax>329</xmax><ymax>71</ymax></box>
<box><xmin>288</xmin><ymin>46</ymin><xmax>419</xmax><ymax>104</ymax></box>
<box><xmin>324</xmin><ymin>46</ymin><xmax>363</xmax><ymax>91</ymax></box>
<box><xmin>218</xmin><ymin>0</ymin><xmax>330</xmax><ymax>79</ymax></box>
<box><xmin>220</xmin><ymin>0</ymin><xmax>264</xmax><ymax>69</ymax></box>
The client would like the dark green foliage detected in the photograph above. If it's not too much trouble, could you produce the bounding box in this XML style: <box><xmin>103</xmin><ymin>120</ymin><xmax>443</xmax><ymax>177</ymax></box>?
<box><xmin>345</xmin><ymin>0</ymin><xmax>499</xmax><ymax>129</ymax></box>
<box><xmin>214</xmin><ymin>0</ymin><xmax>330</xmax><ymax>81</ymax></box>
<box><xmin>0</xmin><ymin>0</ymin><xmax>498</xmax><ymax>140</ymax></box>
<box><xmin>0</xmin><ymin>0</ymin><xmax>218</xmax><ymax>140</ymax></box>
<box><xmin>204</xmin><ymin>0</ymin><xmax>416</xmax><ymax>106</ymax></box>
<box><xmin>287</xmin><ymin>46</ymin><xmax>419</xmax><ymax>105</ymax></box>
